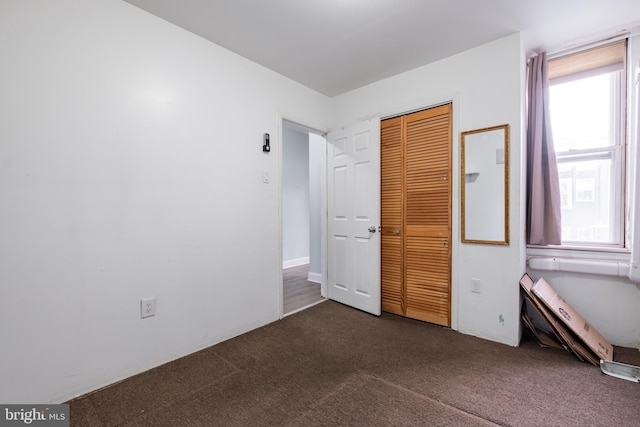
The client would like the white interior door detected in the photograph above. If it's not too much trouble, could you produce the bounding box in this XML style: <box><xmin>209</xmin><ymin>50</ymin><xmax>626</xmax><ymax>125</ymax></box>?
<box><xmin>327</xmin><ymin>118</ymin><xmax>381</xmax><ymax>315</ymax></box>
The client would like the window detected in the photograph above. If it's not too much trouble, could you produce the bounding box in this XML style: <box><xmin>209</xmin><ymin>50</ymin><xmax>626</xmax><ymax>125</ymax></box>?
<box><xmin>548</xmin><ymin>40</ymin><xmax>626</xmax><ymax>247</ymax></box>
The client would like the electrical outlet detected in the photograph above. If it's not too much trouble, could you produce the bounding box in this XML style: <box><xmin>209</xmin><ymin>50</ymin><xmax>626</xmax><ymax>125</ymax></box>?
<box><xmin>471</xmin><ymin>278</ymin><xmax>481</xmax><ymax>294</ymax></box>
<box><xmin>140</xmin><ymin>297</ymin><xmax>156</xmax><ymax>318</ymax></box>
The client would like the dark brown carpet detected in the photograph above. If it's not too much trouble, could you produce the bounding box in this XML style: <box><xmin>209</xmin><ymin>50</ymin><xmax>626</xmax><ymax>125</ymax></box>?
<box><xmin>69</xmin><ymin>301</ymin><xmax>640</xmax><ymax>426</ymax></box>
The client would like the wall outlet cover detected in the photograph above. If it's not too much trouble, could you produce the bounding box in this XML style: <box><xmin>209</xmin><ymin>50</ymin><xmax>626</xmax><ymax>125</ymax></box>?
<box><xmin>141</xmin><ymin>297</ymin><xmax>156</xmax><ymax>318</ymax></box>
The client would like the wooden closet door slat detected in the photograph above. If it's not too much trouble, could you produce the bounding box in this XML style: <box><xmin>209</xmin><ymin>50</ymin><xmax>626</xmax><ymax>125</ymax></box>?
<box><xmin>404</xmin><ymin>104</ymin><xmax>452</xmax><ymax>327</ymax></box>
<box><xmin>380</xmin><ymin>117</ymin><xmax>403</xmax><ymax>315</ymax></box>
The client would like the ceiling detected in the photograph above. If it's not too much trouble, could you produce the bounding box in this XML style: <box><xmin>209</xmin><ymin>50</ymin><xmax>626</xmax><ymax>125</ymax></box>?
<box><xmin>124</xmin><ymin>0</ymin><xmax>640</xmax><ymax>97</ymax></box>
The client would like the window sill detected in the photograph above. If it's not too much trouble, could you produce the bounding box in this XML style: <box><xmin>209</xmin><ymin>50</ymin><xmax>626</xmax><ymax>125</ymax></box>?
<box><xmin>527</xmin><ymin>245</ymin><xmax>631</xmax><ymax>277</ymax></box>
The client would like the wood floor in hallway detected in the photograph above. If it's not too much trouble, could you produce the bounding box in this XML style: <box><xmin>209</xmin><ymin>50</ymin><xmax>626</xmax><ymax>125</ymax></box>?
<box><xmin>283</xmin><ymin>264</ymin><xmax>324</xmax><ymax>315</ymax></box>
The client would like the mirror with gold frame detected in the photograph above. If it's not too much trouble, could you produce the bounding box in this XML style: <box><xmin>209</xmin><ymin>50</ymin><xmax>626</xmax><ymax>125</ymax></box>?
<box><xmin>461</xmin><ymin>124</ymin><xmax>509</xmax><ymax>245</ymax></box>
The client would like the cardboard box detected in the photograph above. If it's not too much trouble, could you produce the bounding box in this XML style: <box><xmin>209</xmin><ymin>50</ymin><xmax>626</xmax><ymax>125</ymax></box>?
<box><xmin>520</xmin><ymin>273</ymin><xmax>598</xmax><ymax>365</ymax></box>
<box><xmin>531</xmin><ymin>277</ymin><xmax>613</xmax><ymax>361</ymax></box>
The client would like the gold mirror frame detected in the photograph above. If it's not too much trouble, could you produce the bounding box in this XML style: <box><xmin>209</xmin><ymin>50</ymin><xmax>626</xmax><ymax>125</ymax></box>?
<box><xmin>460</xmin><ymin>124</ymin><xmax>509</xmax><ymax>245</ymax></box>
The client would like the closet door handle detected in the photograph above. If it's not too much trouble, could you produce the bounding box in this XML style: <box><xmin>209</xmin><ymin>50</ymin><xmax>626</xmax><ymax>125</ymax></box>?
<box><xmin>368</xmin><ymin>226</ymin><xmax>377</xmax><ymax>233</ymax></box>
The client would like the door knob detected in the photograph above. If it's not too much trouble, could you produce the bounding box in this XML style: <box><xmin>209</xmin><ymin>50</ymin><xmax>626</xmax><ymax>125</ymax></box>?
<box><xmin>368</xmin><ymin>226</ymin><xmax>377</xmax><ymax>233</ymax></box>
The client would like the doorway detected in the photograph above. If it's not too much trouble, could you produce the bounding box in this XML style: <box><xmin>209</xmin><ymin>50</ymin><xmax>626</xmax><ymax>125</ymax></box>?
<box><xmin>282</xmin><ymin>120</ymin><xmax>326</xmax><ymax>315</ymax></box>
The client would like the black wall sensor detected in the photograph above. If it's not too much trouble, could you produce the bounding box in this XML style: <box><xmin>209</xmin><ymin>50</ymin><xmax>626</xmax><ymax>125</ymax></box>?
<box><xmin>263</xmin><ymin>133</ymin><xmax>270</xmax><ymax>152</ymax></box>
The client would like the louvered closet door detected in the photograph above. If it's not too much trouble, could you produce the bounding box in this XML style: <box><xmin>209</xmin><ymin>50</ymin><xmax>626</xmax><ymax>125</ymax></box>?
<box><xmin>404</xmin><ymin>105</ymin><xmax>451</xmax><ymax>326</ymax></box>
<box><xmin>381</xmin><ymin>117</ymin><xmax>403</xmax><ymax>315</ymax></box>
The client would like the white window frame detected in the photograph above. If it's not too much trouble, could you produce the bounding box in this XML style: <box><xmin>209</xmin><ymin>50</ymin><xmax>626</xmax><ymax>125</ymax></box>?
<box><xmin>530</xmin><ymin>38</ymin><xmax>629</xmax><ymax>252</ymax></box>
<box><xmin>527</xmin><ymin>34</ymin><xmax>640</xmax><ymax>280</ymax></box>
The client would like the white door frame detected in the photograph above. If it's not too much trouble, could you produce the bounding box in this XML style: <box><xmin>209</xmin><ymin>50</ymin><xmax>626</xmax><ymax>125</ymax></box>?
<box><xmin>278</xmin><ymin>116</ymin><xmax>381</xmax><ymax>317</ymax></box>
<box><xmin>278</xmin><ymin>117</ymin><xmax>328</xmax><ymax>319</ymax></box>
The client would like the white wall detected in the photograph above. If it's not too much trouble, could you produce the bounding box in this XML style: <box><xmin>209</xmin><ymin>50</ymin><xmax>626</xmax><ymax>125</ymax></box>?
<box><xmin>0</xmin><ymin>0</ymin><xmax>329</xmax><ymax>404</ymax></box>
<box><xmin>308</xmin><ymin>134</ymin><xmax>323</xmax><ymax>279</ymax></box>
<box><xmin>331</xmin><ymin>34</ymin><xmax>526</xmax><ymax>346</ymax></box>
<box><xmin>282</xmin><ymin>127</ymin><xmax>310</xmax><ymax>266</ymax></box>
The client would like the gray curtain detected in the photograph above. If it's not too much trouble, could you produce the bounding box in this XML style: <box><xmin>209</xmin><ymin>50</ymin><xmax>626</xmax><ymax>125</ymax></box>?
<box><xmin>526</xmin><ymin>53</ymin><xmax>562</xmax><ymax>245</ymax></box>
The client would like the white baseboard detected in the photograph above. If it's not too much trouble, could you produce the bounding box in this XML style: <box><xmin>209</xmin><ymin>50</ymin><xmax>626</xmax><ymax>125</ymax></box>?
<box><xmin>283</xmin><ymin>257</ymin><xmax>309</xmax><ymax>269</ymax></box>
<box><xmin>307</xmin><ymin>272</ymin><xmax>322</xmax><ymax>284</ymax></box>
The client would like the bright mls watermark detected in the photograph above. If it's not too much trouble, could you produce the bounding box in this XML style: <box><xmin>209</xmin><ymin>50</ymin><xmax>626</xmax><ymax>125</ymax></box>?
<box><xmin>0</xmin><ymin>405</ymin><xmax>68</xmax><ymax>426</ymax></box>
